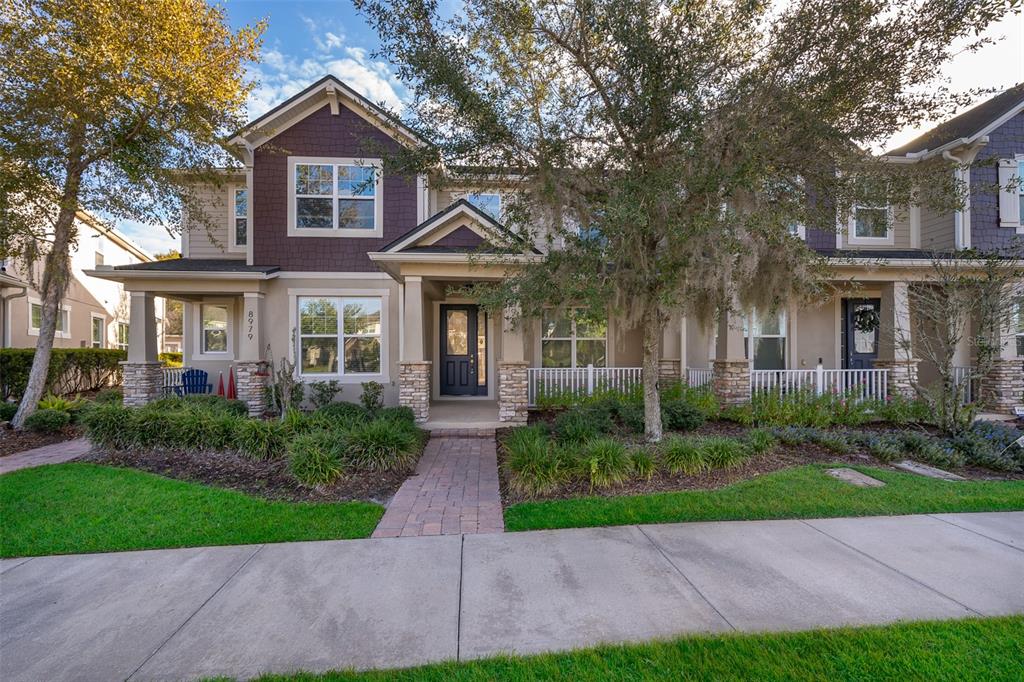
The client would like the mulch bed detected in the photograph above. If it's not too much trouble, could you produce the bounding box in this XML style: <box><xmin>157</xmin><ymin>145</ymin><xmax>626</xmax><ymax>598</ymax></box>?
<box><xmin>0</xmin><ymin>426</ymin><xmax>81</xmax><ymax>458</ymax></box>
<box><xmin>83</xmin><ymin>447</ymin><xmax>415</xmax><ymax>504</ymax></box>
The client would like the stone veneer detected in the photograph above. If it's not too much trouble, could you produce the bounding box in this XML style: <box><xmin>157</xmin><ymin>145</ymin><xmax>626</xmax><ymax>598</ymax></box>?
<box><xmin>980</xmin><ymin>359</ymin><xmax>1024</xmax><ymax>414</ymax></box>
<box><xmin>498</xmin><ymin>361</ymin><xmax>529</xmax><ymax>424</ymax></box>
<box><xmin>658</xmin><ymin>359</ymin><xmax>682</xmax><ymax>386</ymax></box>
<box><xmin>399</xmin><ymin>361</ymin><xmax>431</xmax><ymax>423</ymax></box>
<box><xmin>872</xmin><ymin>359</ymin><xmax>919</xmax><ymax>400</ymax></box>
<box><xmin>712</xmin><ymin>360</ymin><xmax>750</xmax><ymax>407</ymax></box>
<box><xmin>121</xmin><ymin>361</ymin><xmax>163</xmax><ymax>407</ymax></box>
<box><xmin>235</xmin><ymin>361</ymin><xmax>270</xmax><ymax>417</ymax></box>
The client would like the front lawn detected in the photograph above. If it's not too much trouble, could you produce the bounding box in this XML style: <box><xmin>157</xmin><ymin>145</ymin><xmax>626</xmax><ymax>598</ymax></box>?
<box><xmin>250</xmin><ymin>616</ymin><xmax>1024</xmax><ymax>681</ymax></box>
<box><xmin>0</xmin><ymin>463</ymin><xmax>383</xmax><ymax>557</ymax></box>
<box><xmin>504</xmin><ymin>464</ymin><xmax>1024</xmax><ymax>531</ymax></box>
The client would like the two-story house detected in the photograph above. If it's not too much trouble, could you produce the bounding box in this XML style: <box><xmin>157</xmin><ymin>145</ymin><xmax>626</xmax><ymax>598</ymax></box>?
<box><xmin>90</xmin><ymin>76</ymin><xmax>1024</xmax><ymax>422</ymax></box>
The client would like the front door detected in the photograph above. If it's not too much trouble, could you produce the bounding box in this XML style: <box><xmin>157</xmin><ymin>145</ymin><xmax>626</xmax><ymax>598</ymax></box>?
<box><xmin>842</xmin><ymin>298</ymin><xmax>881</xmax><ymax>369</ymax></box>
<box><xmin>440</xmin><ymin>304</ymin><xmax>487</xmax><ymax>396</ymax></box>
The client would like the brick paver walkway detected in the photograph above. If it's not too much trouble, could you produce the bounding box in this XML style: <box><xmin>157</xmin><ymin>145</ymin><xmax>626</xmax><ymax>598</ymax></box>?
<box><xmin>0</xmin><ymin>437</ymin><xmax>91</xmax><ymax>475</ymax></box>
<box><xmin>372</xmin><ymin>434</ymin><xmax>503</xmax><ymax>538</ymax></box>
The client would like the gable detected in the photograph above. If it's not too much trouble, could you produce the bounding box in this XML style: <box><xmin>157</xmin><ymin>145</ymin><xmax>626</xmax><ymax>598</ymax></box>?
<box><xmin>428</xmin><ymin>225</ymin><xmax>487</xmax><ymax>249</ymax></box>
<box><xmin>379</xmin><ymin>199</ymin><xmax>538</xmax><ymax>254</ymax></box>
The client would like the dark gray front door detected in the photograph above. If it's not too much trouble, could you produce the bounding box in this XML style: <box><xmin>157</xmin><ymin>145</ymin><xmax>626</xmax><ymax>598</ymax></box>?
<box><xmin>842</xmin><ymin>298</ymin><xmax>881</xmax><ymax>369</ymax></box>
<box><xmin>440</xmin><ymin>304</ymin><xmax>487</xmax><ymax>396</ymax></box>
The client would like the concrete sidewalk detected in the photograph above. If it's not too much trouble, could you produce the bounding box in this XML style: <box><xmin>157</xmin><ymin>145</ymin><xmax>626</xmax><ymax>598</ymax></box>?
<box><xmin>2</xmin><ymin>512</ymin><xmax>1022</xmax><ymax>681</ymax></box>
<box><xmin>0</xmin><ymin>437</ymin><xmax>91</xmax><ymax>474</ymax></box>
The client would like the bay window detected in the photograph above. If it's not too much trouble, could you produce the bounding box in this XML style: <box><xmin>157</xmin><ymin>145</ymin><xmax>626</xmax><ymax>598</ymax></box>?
<box><xmin>298</xmin><ymin>296</ymin><xmax>382</xmax><ymax>376</ymax></box>
<box><xmin>744</xmin><ymin>309</ymin><xmax>787</xmax><ymax>370</ymax></box>
<box><xmin>288</xmin><ymin>157</ymin><xmax>382</xmax><ymax>236</ymax></box>
<box><xmin>541</xmin><ymin>309</ymin><xmax>607</xmax><ymax>368</ymax></box>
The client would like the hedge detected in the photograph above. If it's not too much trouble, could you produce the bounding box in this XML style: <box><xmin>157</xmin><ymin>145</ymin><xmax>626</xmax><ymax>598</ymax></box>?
<box><xmin>159</xmin><ymin>351</ymin><xmax>183</xmax><ymax>367</ymax></box>
<box><xmin>0</xmin><ymin>348</ymin><xmax>126</xmax><ymax>400</ymax></box>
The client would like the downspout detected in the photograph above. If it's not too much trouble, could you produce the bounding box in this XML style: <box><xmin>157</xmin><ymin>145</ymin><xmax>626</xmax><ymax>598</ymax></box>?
<box><xmin>943</xmin><ymin>150</ymin><xmax>969</xmax><ymax>249</ymax></box>
<box><xmin>1</xmin><ymin>286</ymin><xmax>28</xmax><ymax>348</ymax></box>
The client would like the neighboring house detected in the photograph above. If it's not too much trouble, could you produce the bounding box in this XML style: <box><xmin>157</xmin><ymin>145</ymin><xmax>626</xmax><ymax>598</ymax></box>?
<box><xmin>90</xmin><ymin>76</ymin><xmax>1024</xmax><ymax>421</ymax></box>
<box><xmin>1</xmin><ymin>212</ymin><xmax>168</xmax><ymax>354</ymax></box>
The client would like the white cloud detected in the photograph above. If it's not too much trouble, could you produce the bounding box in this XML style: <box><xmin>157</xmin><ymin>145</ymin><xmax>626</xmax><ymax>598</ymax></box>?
<box><xmin>116</xmin><ymin>219</ymin><xmax>178</xmax><ymax>257</ymax></box>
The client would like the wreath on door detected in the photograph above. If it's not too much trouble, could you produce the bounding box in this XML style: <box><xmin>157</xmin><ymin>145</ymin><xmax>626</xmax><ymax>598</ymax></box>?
<box><xmin>853</xmin><ymin>307</ymin><xmax>880</xmax><ymax>334</ymax></box>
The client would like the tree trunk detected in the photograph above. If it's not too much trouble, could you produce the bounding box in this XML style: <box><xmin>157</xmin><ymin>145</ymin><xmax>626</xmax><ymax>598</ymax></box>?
<box><xmin>641</xmin><ymin>305</ymin><xmax>663</xmax><ymax>443</ymax></box>
<box><xmin>12</xmin><ymin>139</ymin><xmax>84</xmax><ymax>428</ymax></box>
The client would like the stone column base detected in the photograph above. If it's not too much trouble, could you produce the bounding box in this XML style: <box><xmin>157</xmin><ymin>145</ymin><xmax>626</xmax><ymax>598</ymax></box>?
<box><xmin>235</xmin><ymin>361</ymin><xmax>270</xmax><ymax>417</ymax></box>
<box><xmin>873</xmin><ymin>359</ymin><xmax>919</xmax><ymax>400</ymax></box>
<box><xmin>498</xmin><ymin>361</ymin><xmax>529</xmax><ymax>424</ymax></box>
<box><xmin>981</xmin><ymin>359</ymin><xmax>1024</xmax><ymax>414</ymax></box>
<box><xmin>712</xmin><ymin>359</ymin><xmax>750</xmax><ymax>407</ymax></box>
<box><xmin>658</xmin><ymin>359</ymin><xmax>681</xmax><ymax>386</ymax></box>
<box><xmin>121</xmin><ymin>361</ymin><xmax>163</xmax><ymax>407</ymax></box>
<box><xmin>399</xmin><ymin>361</ymin><xmax>431</xmax><ymax>423</ymax></box>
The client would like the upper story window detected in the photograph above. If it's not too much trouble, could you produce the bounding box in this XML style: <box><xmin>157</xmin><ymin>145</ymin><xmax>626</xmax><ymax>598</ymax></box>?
<box><xmin>744</xmin><ymin>309</ymin><xmax>787</xmax><ymax>370</ymax></box>
<box><xmin>541</xmin><ymin>308</ymin><xmax>607</xmax><ymax>368</ymax></box>
<box><xmin>201</xmin><ymin>304</ymin><xmax>229</xmax><ymax>354</ymax></box>
<box><xmin>287</xmin><ymin>157</ymin><xmax>383</xmax><ymax>238</ymax></box>
<box><xmin>232</xmin><ymin>187</ymin><xmax>248</xmax><ymax>248</ymax></box>
<box><xmin>94</xmin><ymin>235</ymin><xmax>105</xmax><ymax>267</ymax></box>
<box><xmin>467</xmin><ymin>193</ymin><xmax>501</xmax><ymax>220</ymax></box>
<box><xmin>848</xmin><ymin>204</ymin><xmax>893</xmax><ymax>245</ymax></box>
<box><xmin>297</xmin><ymin>296</ymin><xmax>383</xmax><ymax>376</ymax></box>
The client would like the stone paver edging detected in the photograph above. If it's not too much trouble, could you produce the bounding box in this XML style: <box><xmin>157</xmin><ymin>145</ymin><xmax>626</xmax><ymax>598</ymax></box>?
<box><xmin>1</xmin><ymin>511</ymin><xmax>1022</xmax><ymax>681</ymax></box>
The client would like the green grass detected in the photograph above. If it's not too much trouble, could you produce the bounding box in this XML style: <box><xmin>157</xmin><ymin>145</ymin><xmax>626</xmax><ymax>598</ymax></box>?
<box><xmin>244</xmin><ymin>617</ymin><xmax>1024</xmax><ymax>681</ymax></box>
<box><xmin>0</xmin><ymin>463</ymin><xmax>383</xmax><ymax>557</ymax></box>
<box><xmin>504</xmin><ymin>464</ymin><xmax>1024</xmax><ymax>532</ymax></box>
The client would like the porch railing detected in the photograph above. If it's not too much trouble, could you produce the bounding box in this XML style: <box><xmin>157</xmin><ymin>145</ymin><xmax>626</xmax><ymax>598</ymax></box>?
<box><xmin>953</xmin><ymin>366</ymin><xmax>974</xmax><ymax>404</ymax></box>
<box><xmin>527</xmin><ymin>366</ymin><xmax>642</xmax><ymax>406</ymax></box>
<box><xmin>750</xmin><ymin>366</ymin><xmax>889</xmax><ymax>402</ymax></box>
<box><xmin>687</xmin><ymin>367</ymin><xmax>713</xmax><ymax>388</ymax></box>
<box><xmin>161</xmin><ymin>366</ymin><xmax>187</xmax><ymax>396</ymax></box>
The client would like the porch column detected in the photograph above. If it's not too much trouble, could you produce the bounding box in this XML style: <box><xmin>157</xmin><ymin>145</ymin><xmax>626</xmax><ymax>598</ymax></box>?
<box><xmin>712</xmin><ymin>304</ymin><xmax>750</xmax><ymax>406</ymax></box>
<box><xmin>876</xmin><ymin>281</ymin><xmax>918</xmax><ymax>399</ymax></box>
<box><xmin>659</xmin><ymin>313</ymin><xmax>682</xmax><ymax>385</ymax></box>
<box><xmin>398</xmin><ymin>277</ymin><xmax>430</xmax><ymax>423</ymax></box>
<box><xmin>981</xmin><ymin>299</ymin><xmax>1024</xmax><ymax>413</ymax></box>
<box><xmin>122</xmin><ymin>291</ymin><xmax>162</xmax><ymax>407</ymax></box>
<box><xmin>236</xmin><ymin>292</ymin><xmax>269</xmax><ymax>417</ymax></box>
<box><xmin>498</xmin><ymin>306</ymin><xmax>528</xmax><ymax>424</ymax></box>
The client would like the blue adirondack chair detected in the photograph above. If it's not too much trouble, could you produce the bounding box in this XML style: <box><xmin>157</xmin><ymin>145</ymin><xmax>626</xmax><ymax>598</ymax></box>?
<box><xmin>174</xmin><ymin>368</ymin><xmax>213</xmax><ymax>396</ymax></box>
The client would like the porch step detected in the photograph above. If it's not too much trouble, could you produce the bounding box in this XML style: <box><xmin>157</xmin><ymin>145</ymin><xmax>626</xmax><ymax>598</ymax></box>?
<box><xmin>425</xmin><ymin>427</ymin><xmax>496</xmax><ymax>438</ymax></box>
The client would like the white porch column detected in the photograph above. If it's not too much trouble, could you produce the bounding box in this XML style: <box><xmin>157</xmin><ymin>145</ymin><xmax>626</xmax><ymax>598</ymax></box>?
<box><xmin>236</xmin><ymin>292</ymin><xmax>268</xmax><ymax>416</ymax></box>
<box><xmin>712</xmin><ymin>304</ymin><xmax>750</xmax><ymax>406</ymax></box>
<box><xmin>398</xmin><ymin>277</ymin><xmax>430</xmax><ymax>422</ymax></box>
<box><xmin>123</xmin><ymin>291</ymin><xmax>162</xmax><ymax>407</ymax></box>
<box><xmin>498</xmin><ymin>306</ymin><xmax>528</xmax><ymax>424</ymax></box>
<box><xmin>876</xmin><ymin>281</ymin><xmax>918</xmax><ymax>398</ymax></box>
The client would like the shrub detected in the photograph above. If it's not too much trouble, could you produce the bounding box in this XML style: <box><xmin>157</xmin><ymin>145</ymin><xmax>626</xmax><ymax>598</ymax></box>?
<box><xmin>308</xmin><ymin>380</ymin><xmax>342</xmax><ymax>409</ymax></box>
<box><xmin>82</xmin><ymin>403</ymin><xmax>131</xmax><ymax>448</ymax></box>
<box><xmin>360</xmin><ymin>381</ymin><xmax>385</xmax><ymax>413</ymax></box>
<box><xmin>865</xmin><ymin>435</ymin><xmax>904</xmax><ymax>463</ymax></box>
<box><xmin>126</xmin><ymin>409</ymin><xmax>178</xmax><ymax>449</ymax></box>
<box><xmin>289</xmin><ymin>432</ymin><xmax>344</xmax><ymax>486</ymax></box>
<box><xmin>899</xmin><ymin>430</ymin><xmax>963</xmax><ymax>468</ymax></box>
<box><xmin>773</xmin><ymin>426</ymin><xmax>810</xmax><ymax>446</ymax></box>
<box><xmin>0</xmin><ymin>402</ymin><xmax>16</xmax><ymax>422</ymax></box>
<box><xmin>876</xmin><ymin>395</ymin><xmax>933</xmax><ymax>426</ymax></box>
<box><xmin>746</xmin><ymin>428</ymin><xmax>778</xmax><ymax>455</ymax></box>
<box><xmin>720</xmin><ymin>404</ymin><xmax>754</xmax><ymax>426</ymax></box>
<box><xmin>38</xmin><ymin>392</ymin><xmax>86</xmax><ymax>413</ymax></box>
<box><xmin>146</xmin><ymin>394</ymin><xmax>247</xmax><ymax>416</ymax></box>
<box><xmin>23</xmin><ymin>408</ymin><xmax>70</xmax><ymax>433</ymax></box>
<box><xmin>661</xmin><ymin>436</ymin><xmax>707</xmax><ymax>475</ymax></box>
<box><xmin>281</xmin><ymin>407</ymin><xmax>311</xmax><ymax>434</ymax></box>
<box><xmin>504</xmin><ymin>426</ymin><xmax>567</xmax><ymax>496</ymax></box>
<box><xmin>316</xmin><ymin>401</ymin><xmax>370</xmax><ymax>425</ymax></box>
<box><xmin>631</xmin><ymin>449</ymin><xmax>657</xmax><ymax>480</ymax></box>
<box><xmin>173</xmin><ymin>412</ymin><xmax>239</xmax><ymax>452</ymax></box>
<box><xmin>234</xmin><ymin>419</ymin><xmax>289</xmax><ymax>461</ymax></box>
<box><xmin>93</xmin><ymin>388</ymin><xmax>123</xmax><ymax>405</ymax></box>
<box><xmin>817</xmin><ymin>431</ymin><xmax>854</xmax><ymax>455</ymax></box>
<box><xmin>952</xmin><ymin>422</ymin><xmax>1024</xmax><ymax>471</ymax></box>
<box><xmin>553</xmin><ymin>406</ymin><xmax>613</xmax><ymax>445</ymax></box>
<box><xmin>344</xmin><ymin>419</ymin><xmax>421</xmax><ymax>471</ymax></box>
<box><xmin>573</xmin><ymin>438</ymin><xmax>631</xmax><ymax>490</ymax></box>
<box><xmin>378</xmin><ymin>405</ymin><xmax>416</xmax><ymax>424</ymax></box>
<box><xmin>159</xmin><ymin>351</ymin><xmax>183</xmax><ymax>367</ymax></box>
<box><xmin>700</xmin><ymin>436</ymin><xmax>750</xmax><ymax>469</ymax></box>
<box><xmin>661</xmin><ymin>399</ymin><xmax>705</xmax><ymax>432</ymax></box>
<box><xmin>616</xmin><ymin>401</ymin><xmax>645</xmax><ymax>433</ymax></box>
<box><xmin>0</xmin><ymin>347</ymin><xmax>125</xmax><ymax>400</ymax></box>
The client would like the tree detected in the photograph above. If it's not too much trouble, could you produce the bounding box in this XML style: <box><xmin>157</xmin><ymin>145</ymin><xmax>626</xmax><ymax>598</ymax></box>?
<box><xmin>0</xmin><ymin>0</ymin><xmax>263</xmax><ymax>426</ymax></box>
<box><xmin>357</xmin><ymin>0</ymin><xmax>1014</xmax><ymax>441</ymax></box>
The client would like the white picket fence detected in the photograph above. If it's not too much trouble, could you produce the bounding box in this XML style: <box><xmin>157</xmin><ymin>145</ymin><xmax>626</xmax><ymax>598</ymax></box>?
<box><xmin>953</xmin><ymin>366</ymin><xmax>975</xmax><ymax>404</ymax></box>
<box><xmin>161</xmin><ymin>367</ymin><xmax>187</xmax><ymax>396</ymax></box>
<box><xmin>527</xmin><ymin>366</ymin><xmax>642</xmax><ymax>406</ymax></box>
<box><xmin>750</xmin><ymin>365</ymin><xmax>889</xmax><ymax>402</ymax></box>
<box><xmin>687</xmin><ymin>368</ymin><xmax>713</xmax><ymax>389</ymax></box>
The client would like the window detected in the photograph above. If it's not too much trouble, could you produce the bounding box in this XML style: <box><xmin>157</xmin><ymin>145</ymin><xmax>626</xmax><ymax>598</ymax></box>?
<box><xmin>94</xmin><ymin>251</ymin><xmax>104</xmax><ymax>267</ymax></box>
<box><xmin>744</xmin><ymin>310</ymin><xmax>787</xmax><ymax>370</ymax></box>
<box><xmin>787</xmin><ymin>222</ymin><xmax>806</xmax><ymax>240</ymax></box>
<box><xmin>232</xmin><ymin>187</ymin><xmax>248</xmax><ymax>247</ymax></box>
<box><xmin>201</xmin><ymin>304</ymin><xmax>229</xmax><ymax>353</ymax></box>
<box><xmin>849</xmin><ymin>205</ymin><xmax>892</xmax><ymax>243</ymax></box>
<box><xmin>288</xmin><ymin>158</ymin><xmax>381</xmax><ymax>235</ymax></box>
<box><xmin>1016</xmin><ymin>299</ymin><xmax>1024</xmax><ymax>357</ymax></box>
<box><xmin>1018</xmin><ymin>160</ymin><xmax>1024</xmax><ymax>222</ymax></box>
<box><xmin>91</xmin><ymin>316</ymin><xmax>104</xmax><ymax>348</ymax></box>
<box><xmin>30</xmin><ymin>302</ymin><xmax>70</xmax><ymax>338</ymax></box>
<box><xmin>541</xmin><ymin>309</ymin><xmax>607</xmax><ymax>368</ymax></box>
<box><xmin>467</xmin><ymin>193</ymin><xmax>501</xmax><ymax>220</ymax></box>
<box><xmin>117</xmin><ymin>322</ymin><xmax>129</xmax><ymax>351</ymax></box>
<box><xmin>298</xmin><ymin>296</ymin><xmax>382</xmax><ymax>376</ymax></box>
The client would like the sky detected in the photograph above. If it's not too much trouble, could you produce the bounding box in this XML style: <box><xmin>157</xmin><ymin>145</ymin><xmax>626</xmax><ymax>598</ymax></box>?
<box><xmin>119</xmin><ymin>1</ymin><xmax>1024</xmax><ymax>255</ymax></box>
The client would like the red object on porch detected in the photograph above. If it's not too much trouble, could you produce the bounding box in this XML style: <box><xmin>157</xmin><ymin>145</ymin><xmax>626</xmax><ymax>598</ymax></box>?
<box><xmin>226</xmin><ymin>368</ymin><xmax>237</xmax><ymax>400</ymax></box>
<box><xmin>216</xmin><ymin>371</ymin><xmax>225</xmax><ymax>397</ymax></box>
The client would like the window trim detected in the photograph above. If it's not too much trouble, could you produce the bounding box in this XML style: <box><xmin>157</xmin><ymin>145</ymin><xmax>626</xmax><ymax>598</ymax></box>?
<box><xmin>847</xmin><ymin>204</ymin><xmax>895</xmax><ymax>246</ymax></box>
<box><xmin>229</xmin><ymin>185</ymin><xmax>248</xmax><ymax>252</ymax></box>
<box><xmin>116</xmin><ymin>321</ymin><xmax>130</xmax><ymax>351</ymax></box>
<box><xmin>286</xmin><ymin>156</ymin><xmax>384</xmax><ymax>238</ymax></box>
<box><xmin>90</xmin><ymin>313</ymin><xmax>106</xmax><ymax>348</ymax></box>
<box><xmin>28</xmin><ymin>298</ymin><xmax>71</xmax><ymax>339</ymax></box>
<box><xmin>540</xmin><ymin>308</ymin><xmax>609</xmax><ymax>369</ymax></box>
<box><xmin>287</xmin><ymin>288</ymin><xmax>390</xmax><ymax>382</ymax></box>
<box><xmin>200</xmin><ymin>303</ymin><xmax>231</xmax><ymax>356</ymax></box>
<box><xmin>191</xmin><ymin>299</ymin><xmax>234</xmax><ymax>359</ymax></box>
<box><xmin>744</xmin><ymin>309</ymin><xmax>788</xmax><ymax>370</ymax></box>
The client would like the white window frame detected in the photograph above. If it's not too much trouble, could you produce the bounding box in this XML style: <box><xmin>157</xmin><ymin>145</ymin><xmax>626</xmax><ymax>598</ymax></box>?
<box><xmin>847</xmin><ymin>204</ymin><xmax>894</xmax><ymax>246</ymax></box>
<box><xmin>229</xmin><ymin>185</ymin><xmax>248</xmax><ymax>252</ymax></box>
<box><xmin>288</xmin><ymin>288</ymin><xmax>390</xmax><ymax>382</ymax></box>
<box><xmin>28</xmin><ymin>298</ymin><xmax>71</xmax><ymax>339</ymax></box>
<box><xmin>744</xmin><ymin>309</ymin><xmax>788</xmax><ymax>370</ymax></box>
<box><xmin>788</xmin><ymin>223</ymin><xmax>806</xmax><ymax>240</ymax></box>
<box><xmin>541</xmin><ymin>308</ymin><xmax>608</xmax><ymax>369</ymax></box>
<box><xmin>464</xmin><ymin>192</ymin><xmax>502</xmax><ymax>220</ymax></box>
<box><xmin>196</xmin><ymin>302</ymin><xmax>232</xmax><ymax>357</ymax></box>
<box><xmin>1017</xmin><ymin>157</ymin><xmax>1024</xmax><ymax>236</ymax></box>
<box><xmin>90</xmin><ymin>313</ymin><xmax>106</xmax><ymax>348</ymax></box>
<box><xmin>286</xmin><ymin>156</ymin><xmax>383</xmax><ymax>238</ymax></box>
<box><xmin>1016</xmin><ymin>298</ymin><xmax>1024</xmax><ymax>358</ymax></box>
<box><xmin>116</xmin><ymin>322</ymin><xmax>129</xmax><ymax>351</ymax></box>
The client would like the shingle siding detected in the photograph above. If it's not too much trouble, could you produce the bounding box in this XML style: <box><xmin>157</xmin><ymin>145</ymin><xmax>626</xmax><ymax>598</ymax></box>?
<box><xmin>970</xmin><ymin>111</ymin><xmax>1024</xmax><ymax>253</ymax></box>
<box><xmin>251</xmin><ymin>103</ymin><xmax>418</xmax><ymax>271</ymax></box>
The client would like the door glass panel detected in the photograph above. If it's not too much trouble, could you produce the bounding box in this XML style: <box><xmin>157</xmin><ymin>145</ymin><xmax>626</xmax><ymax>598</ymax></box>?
<box><xmin>853</xmin><ymin>304</ymin><xmax>876</xmax><ymax>353</ymax></box>
<box><xmin>446</xmin><ymin>310</ymin><xmax>468</xmax><ymax>355</ymax></box>
<box><xmin>477</xmin><ymin>312</ymin><xmax>487</xmax><ymax>386</ymax></box>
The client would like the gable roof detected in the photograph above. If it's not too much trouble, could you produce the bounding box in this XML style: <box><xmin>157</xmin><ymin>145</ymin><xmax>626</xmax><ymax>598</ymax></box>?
<box><xmin>379</xmin><ymin>199</ymin><xmax>542</xmax><ymax>254</ymax></box>
<box><xmin>886</xmin><ymin>84</ymin><xmax>1024</xmax><ymax>157</ymax></box>
<box><xmin>228</xmin><ymin>75</ymin><xmax>424</xmax><ymax>150</ymax></box>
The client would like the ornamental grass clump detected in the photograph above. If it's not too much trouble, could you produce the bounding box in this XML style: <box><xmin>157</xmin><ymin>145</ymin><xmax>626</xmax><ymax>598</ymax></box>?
<box><xmin>503</xmin><ymin>426</ymin><xmax>567</xmax><ymax>497</ymax></box>
<box><xmin>700</xmin><ymin>436</ymin><xmax>750</xmax><ymax>469</ymax></box>
<box><xmin>315</xmin><ymin>401</ymin><xmax>370</xmax><ymax>426</ymax></box>
<box><xmin>552</xmin><ymin>406</ymin><xmax>613</xmax><ymax>445</ymax></box>
<box><xmin>746</xmin><ymin>428</ymin><xmax>778</xmax><ymax>455</ymax></box>
<box><xmin>234</xmin><ymin>418</ymin><xmax>289</xmax><ymax>461</ymax></box>
<box><xmin>661</xmin><ymin>399</ymin><xmax>705</xmax><ymax>432</ymax></box>
<box><xmin>573</xmin><ymin>438</ymin><xmax>631</xmax><ymax>490</ymax></box>
<box><xmin>661</xmin><ymin>436</ymin><xmax>707</xmax><ymax>475</ymax></box>
<box><xmin>630</xmin><ymin>449</ymin><xmax>657</xmax><ymax>480</ymax></box>
<box><xmin>343</xmin><ymin>418</ymin><xmax>421</xmax><ymax>472</ymax></box>
<box><xmin>289</xmin><ymin>432</ymin><xmax>344</xmax><ymax>486</ymax></box>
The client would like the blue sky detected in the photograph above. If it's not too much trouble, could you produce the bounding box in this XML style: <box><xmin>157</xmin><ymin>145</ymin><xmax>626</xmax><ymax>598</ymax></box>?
<box><xmin>118</xmin><ymin>2</ymin><xmax>1023</xmax><ymax>255</ymax></box>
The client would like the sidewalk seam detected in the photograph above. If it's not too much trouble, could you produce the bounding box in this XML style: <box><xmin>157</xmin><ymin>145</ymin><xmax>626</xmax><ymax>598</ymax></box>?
<box><xmin>124</xmin><ymin>544</ymin><xmax>265</xmax><ymax>681</ymax></box>
<box><xmin>635</xmin><ymin>525</ymin><xmax>736</xmax><ymax>632</ymax></box>
<box><xmin>0</xmin><ymin>556</ymin><xmax>36</xmax><ymax>576</ymax></box>
<box><xmin>798</xmin><ymin>520</ymin><xmax>982</xmax><ymax>616</ymax></box>
<box><xmin>926</xmin><ymin>514</ymin><xmax>1024</xmax><ymax>554</ymax></box>
<box><xmin>456</xmin><ymin>534</ymin><xmax>465</xmax><ymax>661</ymax></box>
